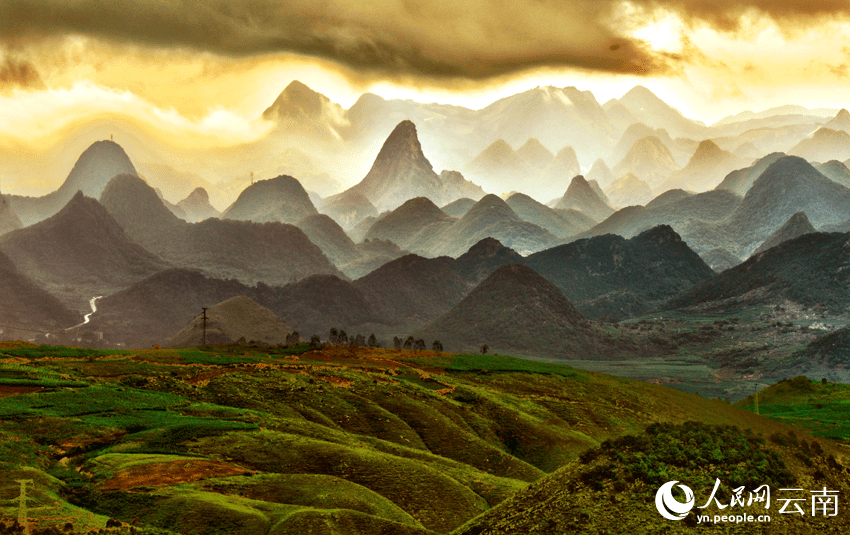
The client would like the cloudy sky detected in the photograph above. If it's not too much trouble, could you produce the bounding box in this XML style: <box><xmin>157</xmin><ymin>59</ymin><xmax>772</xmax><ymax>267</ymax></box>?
<box><xmin>2</xmin><ymin>0</ymin><xmax>850</xmax><ymax>194</ymax></box>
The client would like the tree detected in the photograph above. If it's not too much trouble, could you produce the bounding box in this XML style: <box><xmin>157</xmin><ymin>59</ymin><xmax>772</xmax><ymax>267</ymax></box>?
<box><xmin>339</xmin><ymin>330</ymin><xmax>349</xmax><ymax>345</ymax></box>
<box><xmin>310</xmin><ymin>334</ymin><xmax>321</xmax><ymax>348</ymax></box>
<box><xmin>329</xmin><ymin>328</ymin><xmax>339</xmax><ymax>345</ymax></box>
<box><xmin>480</xmin><ymin>344</ymin><xmax>489</xmax><ymax>355</ymax></box>
<box><xmin>368</xmin><ymin>334</ymin><xmax>378</xmax><ymax>348</ymax></box>
<box><xmin>393</xmin><ymin>336</ymin><xmax>402</xmax><ymax>349</ymax></box>
<box><xmin>415</xmin><ymin>339</ymin><xmax>426</xmax><ymax>351</ymax></box>
<box><xmin>432</xmin><ymin>340</ymin><xmax>443</xmax><ymax>352</ymax></box>
<box><xmin>354</xmin><ymin>334</ymin><xmax>366</xmax><ymax>347</ymax></box>
<box><xmin>403</xmin><ymin>336</ymin><xmax>414</xmax><ymax>350</ymax></box>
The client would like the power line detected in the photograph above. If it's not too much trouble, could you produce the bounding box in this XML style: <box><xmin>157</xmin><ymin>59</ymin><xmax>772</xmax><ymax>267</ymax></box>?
<box><xmin>202</xmin><ymin>308</ymin><xmax>208</xmax><ymax>346</ymax></box>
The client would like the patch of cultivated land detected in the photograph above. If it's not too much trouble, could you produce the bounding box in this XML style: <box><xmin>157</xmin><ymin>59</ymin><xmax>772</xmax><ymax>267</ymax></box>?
<box><xmin>0</xmin><ymin>343</ymin><xmax>847</xmax><ymax>534</ymax></box>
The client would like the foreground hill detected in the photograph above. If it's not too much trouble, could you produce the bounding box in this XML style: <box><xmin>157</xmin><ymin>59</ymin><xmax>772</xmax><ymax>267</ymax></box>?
<box><xmin>525</xmin><ymin>225</ymin><xmax>715</xmax><ymax>319</ymax></box>
<box><xmin>8</xmin><ymin>140</ymin><xmax>139</xmax><ymax>225</ymax></box>
<box><xmin>0</xmin><ymin>191</ymin><xmax>170</xmax><ymax>305</ymax></box>
<box><xmin>0</xmin><ymin>344</ymin><xmax>837</xmax><ymax>535</ymax></box>
<box><xmin>454</xmin><ymin>420</ymin><xmax>847</xmax><ymax>535</ymax></box>
<box><xmin>168</xmin><ymin>295</ymin><xmax>293</xmax><ymax>347</ymax></box>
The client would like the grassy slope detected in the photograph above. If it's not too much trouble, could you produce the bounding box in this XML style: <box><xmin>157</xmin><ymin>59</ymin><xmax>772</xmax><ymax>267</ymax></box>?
<box><xmin>0</xmin><ymin>342</ymin><xmax>844</xmax><ymax>534</ymax></box>
<box><xmin>735</xmin><ymin>376</ymin><xmax>850</xmax><ymax>442</ymax></box>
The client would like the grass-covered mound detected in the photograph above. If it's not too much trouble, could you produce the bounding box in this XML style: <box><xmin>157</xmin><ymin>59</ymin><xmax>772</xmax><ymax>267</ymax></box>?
<box><xmin>0</xmin><ymin>343</ymin><xmax>843</xmax><ymax>534</ymax></box>
<box><xmin>736</xmin><ymin>376</ymin><xmax>850</xmax><ymax>442</ymax></box>
<box><xmin>453</xmin><ymin>422</ymin><xmax>848</xmax><ymax>534</ymax></box>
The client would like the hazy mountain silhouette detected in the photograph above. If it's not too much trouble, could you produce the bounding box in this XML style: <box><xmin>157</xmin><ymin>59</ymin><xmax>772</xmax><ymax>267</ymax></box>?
<box><xmin>0</xmin><ymin>194</ymin><xmax>22</xmax><ymax>236</ymax></box>
<box><xmin>441</xmin><ymin>198</ymin><xmax>477</xmax><ymax>218</ymax></box>
<box><xmin>586</xmin><ymin>158</ymin><xmax>616</xmax><ymax>189</ymax></box>
<box><xmin>607</xmin><ymin>86</ymin><xmax>707</xmax><ymax>139</ymax></box>
<box><xmin>364</xmin><ymin>197</ymin><xmax>456</xmax><ymax>253</ymax></box>
<box><xmin>433</xmin><ymin>194</ymin><xmax>559</xmax><ymax>257</ymax></box>
<box><xmin>474</xmin><ymin>85</ymin><xmax>617</xmax><ymax>168</ymax></box>
<box><xmin>91</xmin><ymin>268</ymin><xmax>264</xmax><ymax>348</ymax></box>
<box><xmin>319</xmin><ymin>190</ymin><xmax>379</xmax><ymax>230</ymax></box>
<box><xmin>100</xmin><ymin>174</ymin><xmax>343</xmax><ymax>286</ymax></box>
<box><xmin>823</xmin><ymin>108</ymin><xmax>850</xmax><ymax>134</ymax></box>
<box><xmin>715</xmin><ymin>152</ymin><xmax>785</xmax><ymax>195</ymax></box>
<box><xmin>699</xmin><ymin>247</ymin><xmax>741</xmax><ymax>273</ymax></box>
<box><xmin>262</xmin><ymin>80</ymin><xmax>348</xmax><ymax>142</ymax></box>
<box><xmin>612</xmin><ymin>136</ymin><xmax>680</xmax><ymax>189</ymax></box>
<box><xmin>465</xmin><ymin>139</ymin><xmax>532</xmax><ymax>195</ymax></box>
<box><xmin>221</xmin><ymin>175</ymin><xmax>318</xmax><ymax>224</ymax></box>
<box><xmin>524</xmin><ymin>225</ymin><xmax>714</xmax><ymax>319</ymax></box>
<box><xmin>516</xmin><ymin>138</ymin><xmax>555</xmax><ymax>170</ymax></box>
<box><xmin>0</xmin><ymin>191</ymin><xmax>170</xmax><ymax>305</ymax></box>
<box><xmin>353</xmin><ymin>254</ymin><xmax>471</xmax><ymax>330</ymax></box>
<box><xmin>453</xmin><ymin>237</ymin><xmax>523</xmax><ymax>285</ymax></box>
<box><xmin>506</xmin><ymin>193</ymin><xmax>593</xmax><ymax>238</ymax></box>
<box><xmin>789</xmin><ymin>127</ymin><xmax>850</xmax><ymax>162</ymax></box>
<box><xmin>296</xmin><ymin>214</ymin><xmax>362</xmax><ymax>268</ymax></box>
<box><xmin>611</xmin><ymin>123</ymin><xmax>687</xmax><ymax>166</ymax></box>
<box><xmin>413</xmin><ymin>264</ymin><xmax>634</xmax><ymax>358</ymax></box>
<box><xmin>553</xmin><ymin>176</ymin><xmax>614</xmax><ymax>222</ymax></box>
<box><xmin>9</xmin><ymin>140</ymin><xmax>138</xmax><ymax>225</ymax></box>
<box><xmin>168</xmin><ymin>295</ymin><xmax>293</xmax><ymax>347</ymax></box>
<box><xmin>752</xmin><ymin>211</ymin><xmax>816</xmax><ymax>255</ymax></box>
<box><xmin>542</xmin><ymin>146</ymin><xmax>582</xmax><ymax>193</ymax></box>
<box><xmin>575</xmin><ymin>189</ymin><xmax>741</xmax><ymax>246</ymax></box>
<box><xmin>604</xmin><ymin>173</ymin><xmax>653</xmax><ymax>207</ymax></box>
<box><xmin>693</xmin><ymin>156</ymin><xmax>850</xmax><ymax>256</ymax></box>
<box><xmin>0</xmin><ymin>249</ymin><xmax>79</xmax><ymax>332</ymax></box>
<box><xmin>667</xmin><ymin>231</ymin><xmax>850</xmax><ymax>313</ymax></box>
<box><xmin>659</xmin><ymin>139</ymin><xmax>745</xmax><ymax>192</ymax></box>
<box><xmin>344</xmin><ymin>120</ymin><xmax>484</xmax><ymax>211</ymax></box>
<box><xmin>645</xmin><ymin>189</ymin><xmax>693</xmax><ymax>209</ymax></box>
<box><xmin>815</xmin><ymin>160</ymin><xmax>850</xmax><ymax>188</ymax></box>
<box><xmin>176</xmin><ymin>187</ymin><xmax>219</xmax><ymax>222</ymax></box>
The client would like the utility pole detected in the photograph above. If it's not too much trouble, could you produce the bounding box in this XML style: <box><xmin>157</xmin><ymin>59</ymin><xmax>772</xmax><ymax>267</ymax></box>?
<box><xmin>202</xmin><ymin>308</ymin><xmax>208</xmax><ymax>346</ymax></box>
<box><xmin>15</xmin><ymin>479</ymin><xmax>33</xmax><ymax>535</ymax></box>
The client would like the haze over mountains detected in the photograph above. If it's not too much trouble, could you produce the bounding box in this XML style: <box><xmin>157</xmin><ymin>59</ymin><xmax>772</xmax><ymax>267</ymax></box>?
<box><xmin>2</xmin><ymin>80</ymin><xmax>850</xmax><ymax>372</ymax></box>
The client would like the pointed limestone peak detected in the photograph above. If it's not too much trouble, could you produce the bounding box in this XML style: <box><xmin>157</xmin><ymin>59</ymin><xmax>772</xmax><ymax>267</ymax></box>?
<box><xmin>369</xmin><ymin>120</ymin><xmax>431</xmax><ymax>169</ymax></box>
<box><xmin>689</xmin><ymin>139</ymin><xmax>724</xmax><ymax>162</ymax></box>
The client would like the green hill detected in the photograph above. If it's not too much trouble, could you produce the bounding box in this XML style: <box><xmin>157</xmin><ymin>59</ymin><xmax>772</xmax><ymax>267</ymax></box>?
<box><xmin>0</xmin><ymin>343</ymin><xmax>843</xmax><ymax>535</ymax></box>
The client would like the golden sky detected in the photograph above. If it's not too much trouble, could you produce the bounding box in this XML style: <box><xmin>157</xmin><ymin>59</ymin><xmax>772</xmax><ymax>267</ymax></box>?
<box><xmin>2</xmin><ymin>0</ymin><xmax>850</xmax><ymax>195</ymax></box>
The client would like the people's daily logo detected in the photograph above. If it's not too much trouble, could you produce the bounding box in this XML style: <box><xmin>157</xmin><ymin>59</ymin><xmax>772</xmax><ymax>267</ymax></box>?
<box><xmin>655</xmin><ymin>479</ymin><xmax>839</xmax><ymax>524</ymax></box>
<box><xmin>655</xmin><ymin>481</ymin><xmax>695</xmax><ymax>521</ymax></box>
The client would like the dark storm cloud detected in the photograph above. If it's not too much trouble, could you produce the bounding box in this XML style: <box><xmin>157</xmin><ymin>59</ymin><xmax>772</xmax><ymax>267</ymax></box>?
<box><xmin>0</xmin><ymin>0</ymin><xmax>847</xmax><ymax>80</ymax></box>
<box><xmin>0</xmin><ymin>56</ymin><xmax>43</xmax><ymax>90</ymax></box>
